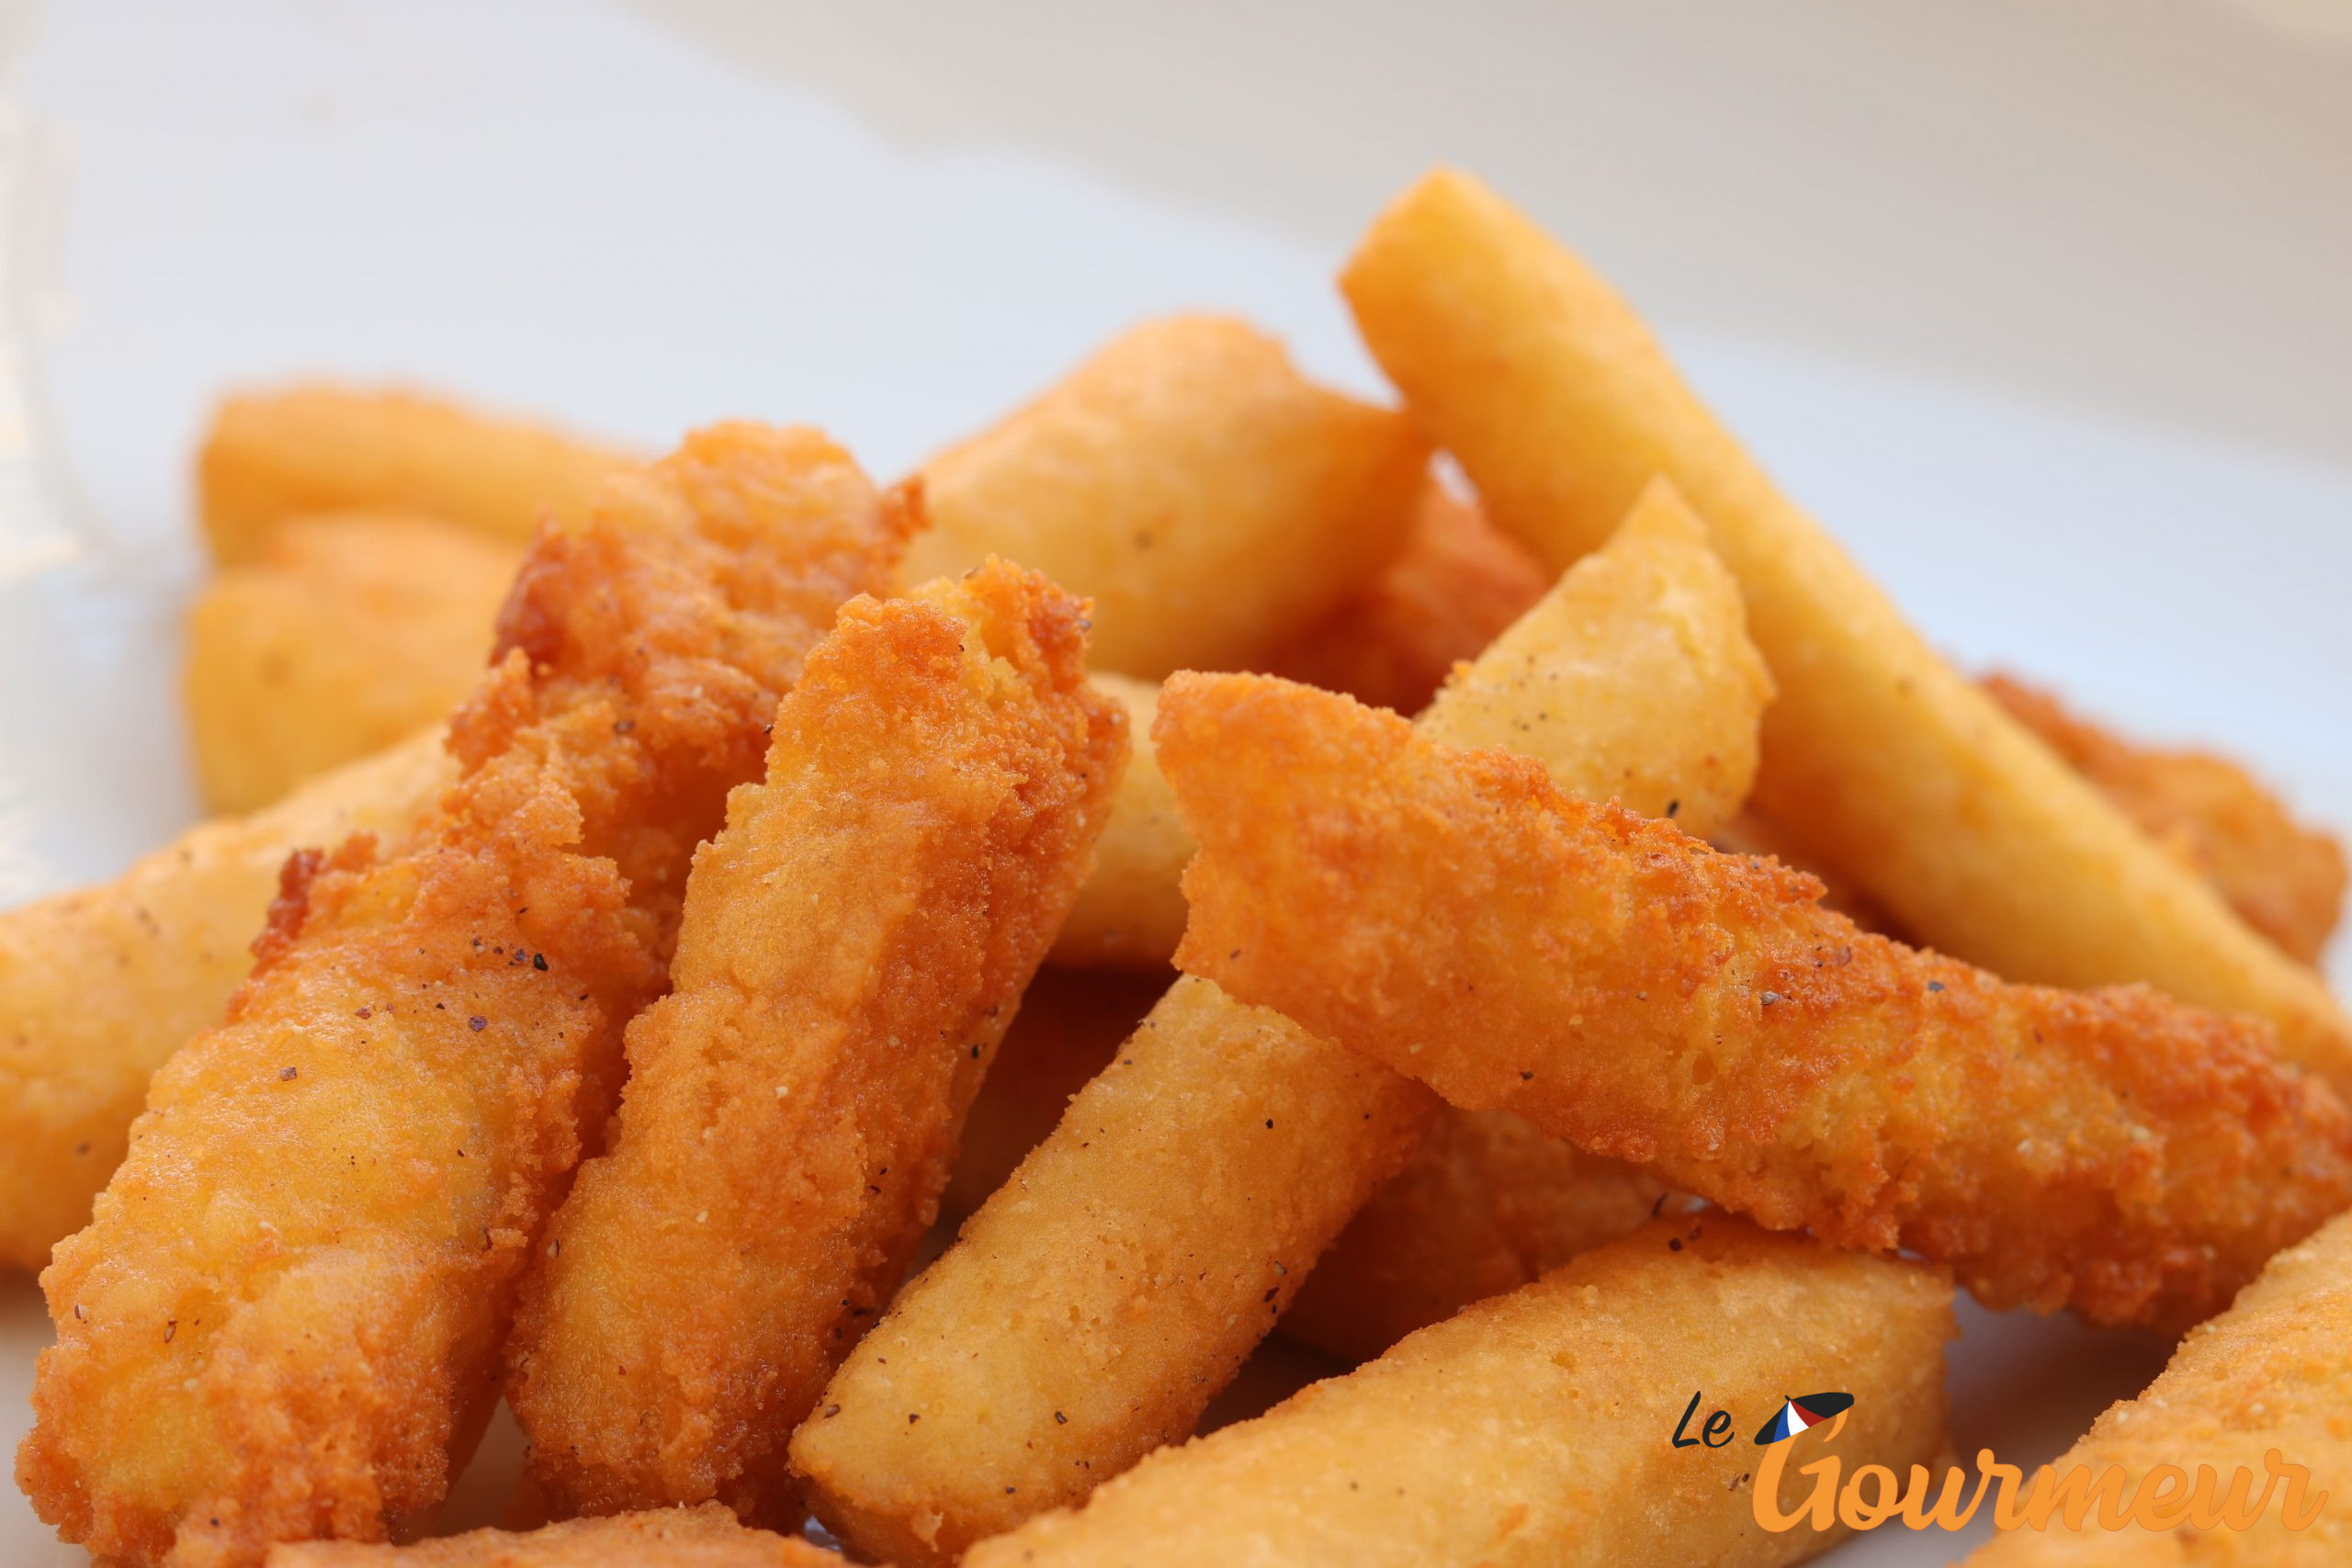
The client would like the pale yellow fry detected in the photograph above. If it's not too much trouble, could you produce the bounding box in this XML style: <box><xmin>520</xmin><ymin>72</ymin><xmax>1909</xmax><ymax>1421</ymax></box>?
<box><xmin>0</xmin><ymin>728</ymin><xmax>452</xmax><ymax>1271</ymax></box>
<box><xmin>1046</xmin><ymin>674</ymin><xmax>1193</xmax><ymax>970</ymax></box>
<box><xmin>904</xmin><ymin>315</ymin><xmax>1428</xmax><ymax>679</ymax></box>
<box><xmin>966</xmin><ymin>1218</ymin><xmax>1953</xmax><ymax>1568</ymax></box>
<box><xmin>1342</xmin><ymin>167</ymin><xmax>2350</xmax><ymax>1081</ymax></box>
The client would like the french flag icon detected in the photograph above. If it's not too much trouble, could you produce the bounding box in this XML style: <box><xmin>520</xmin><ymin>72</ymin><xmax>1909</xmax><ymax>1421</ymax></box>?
<box><xmin>1753</xmin><ymin>1392</ymin><xmax>1855</xmax><ymax>1445</ymax></box>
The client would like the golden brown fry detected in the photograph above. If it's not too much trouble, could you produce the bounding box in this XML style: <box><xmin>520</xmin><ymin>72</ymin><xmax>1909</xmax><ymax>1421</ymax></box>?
<box><xmin>1279</xmin><ymin>1111</ymin><xmax>1675</xmax><ymax>1364</ymax></box>
<box><xmin>790</xmin><ymin>486</ymin><xmax>1770</xmax><ymax>1564</ymax></box>
<box><xmin>0</xmin><ymin>728</ymin><xmax>454</xmax><ymax>1272</ymax></box>
<box><xmin>185</xmin><ymin>513</ymin><xmax>518</xmax><ymax>813</ymax></box>
<box><xmin>943</xmin><ymin>965</ymin><xmax>1169</xmax><ymax>1221</ymax></box>
<box><xmin>1263</xmin><ymin>478</ymin><xmax>1549</xmax><ymax>716</ymax></box>
<box><xmin>1046</xmin><ymin>674</ymin><xmax>1193</xmax><ymax>970</ymax></box>
<box><xmin>1964</xmin><ymin>1208</ymin><xmax>2352</xmax><ymax>1563</ymax></box>
<box><xmin>967</xmin><ymin>1217</ymin><xmax>1954</xmax><ymax>1568</ymax></box>
<box><xmin>17</xmin><ymin>425</ymin><xmax>910</xmax><ymax>1568</ymax></box>
<box><xmin>1343</xmin><ymin>168</ymin><xmax>2352</xmax><ymax>1082</ymax></box>
<box><xmin>267</xmin><ymin>1506</ymin><xmax>837</xmax><ymax>1565</ymax></box>
<box><xmin>1163</xmin><ymin>671</ymin><xmax>2352</xmax><ymax>1332</ymax></box>
<box><xmin>198</xmin><ymin>384</ymin><xmax>634</xmax><ymax>565</ymax></box>
<box><xmin>903</xmin><ymin>315</ymin><xmax>1428</xmax><ymax>679</ymax></box>
<box><xmin>1984</xmin><ymin>672</ymin><xmax>2347</xmax><ymax>966</ymax></box>
<box><xmin>506</xmin><ymin>560</ymin><xmax>1125</xmax><ymax>1525</ymax></box>
<box><xmin>1710</xmin><ymin>807</ymin><xmax>1908</xmax><ymax>938</ymax></box>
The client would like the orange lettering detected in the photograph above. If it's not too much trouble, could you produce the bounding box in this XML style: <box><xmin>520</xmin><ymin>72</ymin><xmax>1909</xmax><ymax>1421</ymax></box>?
<box><xmin>2129</xmin><ymin>1464</ymin><xmax>2191</xmax><ymax>1530</ymax></box>
<box><xmin>2188</xmin><ymin>1462</ymin><xmax>2275</xmax><ymax>1531</ymax></box>
<box><xmin>2014</xmin><ymin>1463</ymin><xmax>2132</xmax><ymax>1532</ymax></box>
<box><xmin>1751</xmin><ymin>1438</ymin><xmax>1839</xmax><ymax>1533</ymax></box>
<box><xmin>1901</xmin><ymin>1460</ymin><xmax>1991</xmax><ymax>1531</ymax></box>
<box><xmin>1838</xmin><ymin>1464</ymin><xmax>1900</xmax><ymax>1530</ymax></box>
<box><xmin>1984</xmin><ymin>1452</ymin><xmax>2031</xmax><ymax>1529</ymax></box>
<box><xmin>2268</xmin><ymin>1450</ymin><xmax>2328</xmax><ymax>1531</ymax></box>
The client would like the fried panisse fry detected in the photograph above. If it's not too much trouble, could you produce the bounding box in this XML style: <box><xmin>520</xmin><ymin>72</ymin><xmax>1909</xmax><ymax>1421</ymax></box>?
<box><xmin>1342</xmin><ymin>168</ymin><xmax>2352</xmax><ymax>1082</ymax></box>
<box><xmin>1164</xmin><ymin>672</ymin><xmax>2352</xmax><ymax>1332</ymax></box>
<box><xmin>17</xmin><ymin>425</ymin><xmax>909</xmax><ymax>1567</ymax></box>
<box><xmin>1984</xmin><ymin>673</ymin><xmax>2346</xmax><ymax>966</ymax></box>
<box><xmin>1279</xmin><ymin>1111</ymin><xmax>1675</xmax><ymax>1364</ymax></box>
<box><xmin>198</xmin><ymin>385</ymin><xmax>633</xmax><ymax>564</ymax></box>
<box><xmin>266</xmin><ymin>1506</ymin><xmax>836</xmax><ymax>1566</ymax></box>
<box><xmin>1964</xmin><ymin>1208</ymin><xmax>2352</xmax><ymax>1564</ymax></box>
<box><xmin>1264</xmin><ymin>478</ymin><xmax>1549</xmax><ymax>716</ymax></box>
<box><xmin>903</xmin><ymin>316</ymin><xmax>1427</xmax><ymax>679</ymax></box>
<box><xmin>185</xmin><ymin>513</ymin><xmax>518</xmax><ymax>813</ymax></box>
<box><xmin>506</xmin><ymin>560</ymin><xmax>1125</xmax><ymax>1525</ymax></box>
<box><xmin>943</xmin><ymin>965</ymin><xmax>1168</xmax><ymax>1221</ymax></box>
<box><xmin>967</xmin><ymin>1218</ymin><xmax>1954</xmax><ymax>1568</ymax></box>
<box><xmin>791</xmin><ymin>487</ymin><xmax>1770</xmax><ymax>1564</ymax></box>
<box><xmin>1046</xmin><ymin>674</ymin><xmax>1193</xmax><ymax>970</ymax></box>
<box><xmin>0</xmin><ymin>729</ymin><xmax>455</xmax><ymax>1272</ymax></box>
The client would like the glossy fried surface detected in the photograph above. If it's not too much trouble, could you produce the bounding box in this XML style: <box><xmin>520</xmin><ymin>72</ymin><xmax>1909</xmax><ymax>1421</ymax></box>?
<box><xmin>17</xmin><ymin>425</ymin><xmax>910</xmax><ymax>1567</ymax></box>
<box><xmin>507</xmin><ymin>560</ymin><xmax>1125</xmax><ymax>1526</ymax></box>
<box><xmin>267</xmin><ymin>1506</ymin><xmax>837</xmax><ymax>1565</ymax></box>
<box><xmin>1985</xmin><ymin>673</ymin><xmax>2346</xmax><ymax>966</ymax></box>
<box><xmin>1966</xmin><ymin>1208</ymin><xmax>2352</xmax><ymax>1563</ymax></box>
<box><xmin>967</xmin><ymin>1218</ymin><xmax>1953</xmax><ymax>1568</ymax></box>
<box><xmin>1162</xmin><ymin>672</ymin><xmax>2352</xmax><ymax>1332</ymax></box>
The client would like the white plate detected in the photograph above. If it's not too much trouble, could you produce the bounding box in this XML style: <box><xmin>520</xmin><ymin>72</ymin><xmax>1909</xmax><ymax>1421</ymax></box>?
<box><xmin>2</xmin><ymin>2</ymin><xmax>2346</xmax><ymax>1563</ymax></box>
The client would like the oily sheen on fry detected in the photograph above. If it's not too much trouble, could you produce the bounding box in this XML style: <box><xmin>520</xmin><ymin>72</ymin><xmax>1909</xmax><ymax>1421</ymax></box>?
<box><xmin>17</xmin><ymin>425</ymin><xmax>910</xmax><ymax>1568</ymax></box>
<box><xmin>506</xmin><ymin>559</ymin><xmax>1125</xmax><ymax>1526</ymax></box>
<box><xmin>1161</xmin><ymin>672</ymin><xmax>2352</xmax><ymax>1333</ymax></box>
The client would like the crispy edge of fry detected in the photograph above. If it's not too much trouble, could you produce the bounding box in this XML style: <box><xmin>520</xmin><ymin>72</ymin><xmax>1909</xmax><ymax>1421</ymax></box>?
<box><xmin>1045</xmin><ymin>674</ymin><xmax>1193</xmax><ymax>970</ymax></box>
<box><xmin>184</xmin><ymin>513</ymin><xmax>519</xmax><ymax>814</ymax></box>
<box><xmin>0</xmin><ymin>728</ymin><xmax>456</xmax><ymax>1273</ymax></box>
<box><xmin>966</xmin><ymin>1217</ymin><xmax>1954</xmax><ymax>1568</ymax></box>
<box><xmin>905</xmin><ymin>314</ymin><xmax>1429</xmax><ymax>679</ymax></box>
<box><xmin>265</xmin><ymin>1504</ymin><xmax>838</xmax><ymax>1565</ymax></box>
<box><xmin>1340</xmin><ymin>166</ymin><xmax>2352</xmax><ymax>1083</ymax></box>
<box><xmin>198</xmin><ymin>384</ymin><xmax>635</xmax><ymax>565</ymax></box>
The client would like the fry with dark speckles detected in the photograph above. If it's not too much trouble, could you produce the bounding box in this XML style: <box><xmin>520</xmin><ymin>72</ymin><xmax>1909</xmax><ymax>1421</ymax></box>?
<box><xmin>16</xmin><ymin>425</ymin><xmax>910</xmax><ymax>1568</ymax></box>
<box><xmin>505</xmin><ymin>558</ymin><xmax>1125</xmax><ymax>1526</ymax></box>
<box><xmin>1161</xmin><ymin>671</ymin><xmax>2352</xmax><ymax>1333</ymax></box>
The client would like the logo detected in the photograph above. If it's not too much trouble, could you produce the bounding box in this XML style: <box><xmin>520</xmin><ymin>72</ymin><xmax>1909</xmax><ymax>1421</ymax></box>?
<box><xmin>1668</xmin><ymin>1391</ymin><xmax>2327</xmax><ymax>1535</ymax></box>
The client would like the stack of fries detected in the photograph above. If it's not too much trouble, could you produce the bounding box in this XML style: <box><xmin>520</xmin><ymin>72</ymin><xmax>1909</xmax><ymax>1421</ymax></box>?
<box><xmin>2</xmin><ymin>170</ymin><xmax>2346</xmax><ymax>1567</ymax></box>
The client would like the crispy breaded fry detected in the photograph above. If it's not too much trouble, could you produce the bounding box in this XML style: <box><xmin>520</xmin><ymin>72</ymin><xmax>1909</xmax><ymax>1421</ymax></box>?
<box><xmin>1342</xmin><ymin>168</ymin><xmax>2352</xmax><ymax>1081</ymax></box>
<box><xmin>1264</xmin><ymin>478</ymin><xmax>1549</xmax><ymax>716</ymax></box>
<box><xmin>903</xmin><ymin>316</ymin><xmax>1428</xmax><ymax>679</ymax></box>
<box><xmin>966</xmin><ymin>1218</ymin><xmax>1954</xmax><ymax>1568</ymax></box>
<box><xmin>1163</xmin><ymin>672</ymin><xmax>2352</xmax><ymax>1331</ymax></box>
<box><xmin>185</xmin><ymin>514</ymin><xmax>518</xmax><ymax>813</ymax></box>
<box><xmin>1710</xmin><ymin>807</ymin><xmax>1906</xmax><ymax>937</ymax></box>
<box><xmin>1046</xmin><ymin>674</ymin><xmax>1193</xmax><ymax>970</ymax></box>
<box><xmin>198</xmin><ymin>385</ymin><xmax>634</xmax><ymax>565</ymax></box>
<box><xmin>17</xmin><ymin>426</ymin><xmax>910</xmax><ymax>1567</ymax></box>
<box><xmin>1964</xmin><ymin>1208</ymin><xmax>2351</xmax><ymax>1563</ymax></box>
<box><xmin>1279</xmin><ymin>1111</ymin><xmax>1675</xmax><ymax>1364</ymax></box>
<box><xmin>267</xmin><ymin>1505</ymin><xmax>837</xmax><ymax>1565</ymax></box>
<box><xmin>1984</xmin><ymin>673</ymin><xmax>2346</xmax><ymax>966</ymax></box>
<box><xmin>943</xmin><ymin>966</ymin><xmax>1167</xmax><ymax>1221</ymax></box>
<box><xmin>790</xmin><ymin>485</ymin><xmax>1770</xmax><ymax>1565</ymax></box>
<box><xmin>506</xmin><ymin>560</ymin><xmax>1125</xmax><ymax>1525</ymax></box>
<box><xmin>0</xmin><ymin>728</ymin><xmax>455</xmax><ymax>1272</ymax></box>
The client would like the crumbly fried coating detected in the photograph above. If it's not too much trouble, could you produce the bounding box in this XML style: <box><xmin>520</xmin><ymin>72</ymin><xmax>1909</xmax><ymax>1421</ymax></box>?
<box><xmin>1161</xmin><ymin>672</ymin><xmax>2352</xmax><ymax>1333</ymax></box>
<box><xmin>903</xmin><ymin>315</ymin><xmax>1427</xmax><ymax>679</ymax></box>
<box><xmin>267</xmin><ymin>1505</ymin><xmax>836</xmax><ymax>1565</ymax></box>
<box><xmin>1342</xmin><ymin>168</ymin><xmax>2352</xmax><ymax>1083</ymax></box>
<box><xmin>198</xmin><ymin>384</ymin><xmax>633</xmax><ymax>565</ymax></box>
<box><xmin>17</xmin><ymin>425</ymin><xmax>910</xmax><ymax>1568</ymax></box>
<box><xmin>506</xmin><ymin>559</ymin><xmax>1125</xmax><ymax>1527</ymax></box>
<box><xmin>1264</xmin><ymin>479</ymin><xmax>1549</xmax><ymax>716</ymax></box>
<box><xmin>0</xmin><ymin>730</ymin><xmax>454</xmax><ymax>1272</ymax></box>
<box><xmin>1279</xmin><ymin>1110</ymin><xmax>1676</xmax><ymax>1364</ymax></box>
<box><xmin>185</xmin><ymin>513</ymin><xmax>518</xmax><ymax>814</ymax></box>
<box><xmin>1965</xmin><ymin>1207</ymin><xmax>2352</xmax><ymax>1563</ymax></box>
<box><xmin>1985</xmin><ymin>673</ymin><xmax>2346</xmax><ymax>966</ymax></box>
<box><xmin>1044</xmin><ymin>674</ymin><xmax>1193</xmax><ymax>971</ymax></box>
<box><xmin>967</xmin><ymin>1218</ymin><xmax>1954</xmax><ymax>1568</ymax></box>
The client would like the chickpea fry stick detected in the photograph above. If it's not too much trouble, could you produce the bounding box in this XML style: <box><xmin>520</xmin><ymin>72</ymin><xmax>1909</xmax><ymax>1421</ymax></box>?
<box><xmin>1161</xmin><ymin>671</ymin><xmax>2352</xmax><ymax>1332</ymax></box>
<box><xmin>266</xmin><ymin>1506</ymin><xmax>839</xmax><ymax>1565</ymax></box>
<box><xmin>1046</xmin><ymin>674</ymin><xmax>1193</xmax><ymax>970</ymax></box>
<box><xmin>1342</xmin><ymin>168</ymin><xmax>2352</xmax><ymax>1081</ymax></box>
<box><xmin>505</xmin><ymin>560</ymin><xmax>1125</xmax><ymax>1525</ymax></box>
<box><xmin>904</xmin><ymin>315</ymin><xmax>1428</xmax><ymax>679</ymax></box>
<box><xmin>17</xmin><ymin>426</ymin><xmax>910</xmax><ymax>1567</ymax></box>
<box><xmin>789</xmin><ymin>480</ymin><xmax>1771</xmax><ymax>1564</ymax></box>
<box><xmin>198</xmin><ymin>385</ymin><xmax>634</xmax><ymax>565</ymax></box>
<box><xmin>967</xmin><ymin>1218</ymin><xmax>1954</xmax><ymax>1568</ymax></box>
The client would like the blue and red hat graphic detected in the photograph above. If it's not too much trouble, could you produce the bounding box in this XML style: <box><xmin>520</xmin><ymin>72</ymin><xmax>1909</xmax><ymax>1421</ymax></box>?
<box><xmin>1754</xmin><ymin>1392</ymin><xmax>1855</xmax><ymax>1444</ymax></box>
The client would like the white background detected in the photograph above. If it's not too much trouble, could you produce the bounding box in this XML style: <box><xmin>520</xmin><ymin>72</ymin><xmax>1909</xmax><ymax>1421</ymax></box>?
<box><xmin>0</xmin><ymin>1</ymin><xmax>2346</xmax><ymax>1561</ymax></box>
